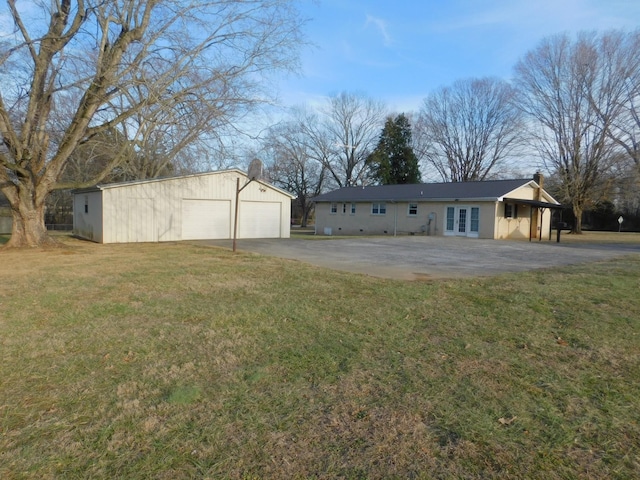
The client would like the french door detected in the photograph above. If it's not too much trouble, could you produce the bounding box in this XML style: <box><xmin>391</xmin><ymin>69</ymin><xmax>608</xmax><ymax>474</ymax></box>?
<box><xmin>445</xmin><ymin>206</ymin><xmax>479</xmax><ymax>237</ymax></box>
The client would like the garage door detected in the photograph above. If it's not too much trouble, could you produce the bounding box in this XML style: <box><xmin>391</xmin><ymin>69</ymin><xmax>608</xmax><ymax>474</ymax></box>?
<box><xmin>239</xmin><ymin>201</ymin><xmax>282</xmax><ymax>238</ymax></box>
<box><xmin>182</xmin><ymin>199</ymin><xmax>231</xmax><ymax>240</ymax></box>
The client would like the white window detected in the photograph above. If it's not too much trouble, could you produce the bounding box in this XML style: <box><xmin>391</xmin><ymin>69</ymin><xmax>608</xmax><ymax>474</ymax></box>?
<box><xmin>446</xmin><ymin>206</ymin><xmax>455</xmax><ymax>231</ymax></box>
<box><xmin>505</xmin><ymin>203</ymin><xmax>518</xmax><ymax>219</ymax></box>
<box><xmin>330</xmin><ymin>203</ymin><xmax>337</xmax><ymax>214</ymax></box>
<box><xmin>408</xmin><ymin>203</ymin><xmax>418</xmax><ymax>216</ymax></box>
<box><xmin>470</xmin><ymin>207</ymin><xmax>479</xmax><ymax>233</ymax></box>
<box><xmin>350</xmin><ymin>203</ymin><xmax>356</xmax><ymax>214</ymax></box>
<box><xmin>342</xmin><ymin>203</ymin><xmax>347</xmax><ymax>214</ymax></box>
<box><xmin>372</xmin><ymin>203</ymin><xmax>386</xmax><ymax>215</ymax></box>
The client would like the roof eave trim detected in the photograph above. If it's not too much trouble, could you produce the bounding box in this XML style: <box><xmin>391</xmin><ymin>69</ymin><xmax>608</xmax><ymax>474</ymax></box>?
<box><xmin>503</xmin><ymin>197</ymin><xmax>562</xmax><ymax>208</ymax></box>
<box><xmin>70</xmin><ymin>169</ymin><xmax>294</xmax><ymax>198</ymax></box>
<box><xmin>314</xmin><ymin>196</ymin><xmax>502</xmax><ymax>203</ymax></box>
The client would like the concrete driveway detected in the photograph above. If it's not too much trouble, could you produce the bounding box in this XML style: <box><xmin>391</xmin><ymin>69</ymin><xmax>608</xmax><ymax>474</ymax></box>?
<box><xmin>196</xmin><ymin>236</ymin><xmax>640</xmax><ymax>280</ymax></box>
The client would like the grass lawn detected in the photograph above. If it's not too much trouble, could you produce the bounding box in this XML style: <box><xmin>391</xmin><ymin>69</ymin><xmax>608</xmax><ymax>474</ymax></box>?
<box><xmin>556</xmin><ymin>230</ymin><xmax>640</xmax><ymax>244</ymax></box>
<box><xmin>1</xmin><ymin>236</ymin><xmax>639</xmax><ymax>479</ymax></box>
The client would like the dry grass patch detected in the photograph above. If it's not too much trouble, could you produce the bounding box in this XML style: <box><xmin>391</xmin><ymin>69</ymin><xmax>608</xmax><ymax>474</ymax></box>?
<box><xmin>1</xmin><ymin>236</ymin><xmax>639</xmax><ymax>479</ymax></box>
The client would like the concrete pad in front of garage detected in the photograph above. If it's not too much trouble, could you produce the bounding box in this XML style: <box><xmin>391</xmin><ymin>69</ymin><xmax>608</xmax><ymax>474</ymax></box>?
<box><xmin>196</xmin><ymin>236</ymin><xmax>640</xmax><ymax>280</ymax></box>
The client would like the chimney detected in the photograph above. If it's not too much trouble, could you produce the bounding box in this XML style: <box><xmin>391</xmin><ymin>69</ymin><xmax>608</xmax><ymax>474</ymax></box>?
<box><xmin>533</xmin><ymin>171</ymin><xmax>544</xmax><ymax>190</ymax></box>
<box><xmin>531</xmin><ymin>172</ymin><xmax>544</xmax><ymax>240</ymax></box>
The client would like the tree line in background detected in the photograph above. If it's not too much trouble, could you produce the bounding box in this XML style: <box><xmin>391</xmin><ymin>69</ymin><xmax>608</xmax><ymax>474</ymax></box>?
<box><xmin>1</xmin><ymin>0</ymin><xmax>639</xmax><ymax>247</ymax></box>
<box><xmin>264</xmin><ymin>30</ymin><xmax>640</xmax><ymax>233</ymax></box>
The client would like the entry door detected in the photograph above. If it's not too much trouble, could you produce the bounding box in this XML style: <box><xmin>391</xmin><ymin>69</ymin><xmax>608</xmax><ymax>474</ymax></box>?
<box><xmin>456</xmin><ymin>208</ymin><xmax>468</xmax><ymax>236</ymax></box>
<box><xmin>445</xmin><ymin>206</ymin><xmax>479</xmax><ymax>237</ymax></box>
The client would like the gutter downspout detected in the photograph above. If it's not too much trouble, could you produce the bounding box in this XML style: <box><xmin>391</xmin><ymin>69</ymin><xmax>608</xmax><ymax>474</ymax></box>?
<box><xmin>394</xmin><ymin>202</ymin><xmax>398</xmax><ymax>236</ymax></box>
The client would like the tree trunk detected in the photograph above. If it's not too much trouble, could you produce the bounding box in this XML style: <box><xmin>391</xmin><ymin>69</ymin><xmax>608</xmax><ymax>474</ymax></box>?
<box><xmin>300</xmin><ymin>198</ymin><xmax>309</xmax><ymax>228</ymax></box>
<box><xmin>301</xmin><ymin>207</ymin><xmax>311</xmax><ymax>228</ymax></box>
<box><xmin>572</xmin><ymin>204</ymin><xmax>584</xmax><ymax>234</ymax></box>
<box><xmin>3</xmin><ymin>186</ymin><xmax>55</xmax><ymax>248</ymax></box>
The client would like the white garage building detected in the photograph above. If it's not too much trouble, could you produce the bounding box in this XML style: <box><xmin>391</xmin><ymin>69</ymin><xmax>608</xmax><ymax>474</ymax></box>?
<box><xmin>72</xmin><ymin>170</ymin><xmax>294</xmax><ymax>243</ymax></box>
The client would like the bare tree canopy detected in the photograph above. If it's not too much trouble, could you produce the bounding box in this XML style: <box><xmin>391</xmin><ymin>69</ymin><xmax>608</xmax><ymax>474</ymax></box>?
<box><xmin>261</xmin><ymin>112</ymin><xmax>326</xmax><ymax>227</ymax></box>
<box><xmin>0</xmin><ymin>0</ymin><xmax>304</xmax><ymax>247</ymax></box>
<box><xmin>599</xmin><ymin>32</ymin><xmax>640</xmax><ymax>169</ymax></box>
<box><xmin>306</xmin><ymin>92</ymin><xmax>387</xmax><ymax>188</ymax></box>
<box><xmin>514</xmin><ymin>30</ymin><xmax>640</xmax><ymax>233</ymax></box>
<box><xmin>415</xmin><ymin>77</ymin><xmax>523</xmax><ymax>182</ymax></box>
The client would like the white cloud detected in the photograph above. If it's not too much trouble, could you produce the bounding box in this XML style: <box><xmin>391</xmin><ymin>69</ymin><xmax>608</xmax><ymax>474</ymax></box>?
<box><xmin>365</xmin><ymin>14</ymin><xmax>392</xmax><ymax>47</ymax></box>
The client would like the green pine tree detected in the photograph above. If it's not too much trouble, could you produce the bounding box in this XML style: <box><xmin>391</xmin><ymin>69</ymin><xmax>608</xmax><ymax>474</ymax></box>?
<box><xmin>367</xmin><ymin>114</ymin><xmax>421</xmax><ymax>185</ymax></box>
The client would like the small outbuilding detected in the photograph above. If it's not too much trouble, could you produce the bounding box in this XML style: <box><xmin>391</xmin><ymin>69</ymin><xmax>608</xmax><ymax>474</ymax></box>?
<box><xmin>72</xmin><ymin>169</ymin><xmax>294</xmax><ymax>243</ymax></box>
<box><xmin>312</xmin><ymin>174</ymin><xmax>561</xmax><ymax>240</ymax></box>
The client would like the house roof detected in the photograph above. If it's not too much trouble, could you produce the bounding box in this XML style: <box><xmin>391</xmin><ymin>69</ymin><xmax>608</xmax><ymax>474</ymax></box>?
<box><xmin>313</xmin><ymin>179</ymin><xmax>560</xmax><ymax>204</ymax></box>
<box><xmin>72</xmin><ymin>169</ymin><xmax>295</xmax><ymax>199</ymax></box>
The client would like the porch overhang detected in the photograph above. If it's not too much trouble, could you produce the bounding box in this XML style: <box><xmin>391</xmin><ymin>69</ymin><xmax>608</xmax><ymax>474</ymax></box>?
<box><xmin>502</xmin><ymin>198</ymin><xmax>563</xmax><ymax>209</ymax></box>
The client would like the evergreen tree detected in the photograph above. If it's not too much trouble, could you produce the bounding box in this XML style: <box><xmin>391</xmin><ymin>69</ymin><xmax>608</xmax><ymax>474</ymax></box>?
<box><xmin>367</xmin><ymin>114</ymin><xmax>421</xmax><ymax>184</ymax></box>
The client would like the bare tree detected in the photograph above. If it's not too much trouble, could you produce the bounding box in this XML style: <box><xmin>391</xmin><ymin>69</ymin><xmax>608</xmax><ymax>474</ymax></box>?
<box><xmin>598</xmin><ymin>31</ymin><xmax>640</xmax><ymax>169</ymax></box>
<box><xmin>262</xmin><ymin>119</ymin><xmax>326</xmax><ymax>227</ymax></box>
<box><xmin>0</xmin><ymin>0</ymin><xmax>304</xmax><ymax>247</ymax></box>
<box><xmin>414</xmin><ymin>77</ymin><xmax>523</xmax><ymax>182</ymax></box>
<box><xmin>300</xmin><ymin>92</ymin><xmax>386</xmax><ymax>188</ymax></box>
<box><xmin>514</xmin><ymin>31</ymin><xmax>639</xmax><ymax>233</ymax></box>
<box><xmin>607</xmin><ymin>89</ymin><xmax>640</xmax><ymax>171</ymax></box>
<box><xmin>60</xmin><ymin>128</ymin><xmax>135</xmax><ymax>184</ymax></box>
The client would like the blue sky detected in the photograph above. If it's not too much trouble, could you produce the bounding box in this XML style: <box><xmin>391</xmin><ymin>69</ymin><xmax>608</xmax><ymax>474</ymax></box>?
<box><xmin>277</xmin><ymin>0</ymin><xmax>640</xmax><ymax>113</ymax></box>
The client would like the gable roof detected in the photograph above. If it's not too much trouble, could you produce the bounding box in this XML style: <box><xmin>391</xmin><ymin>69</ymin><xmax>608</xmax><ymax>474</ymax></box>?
<box><xmin>312</xmin><ymin>179</ymin><xmax>560</xmax><ymax>204</ymax></box>
<box><xmin>72</xmin><ymin>169</ymin><xmax>295</xmax><ymax>199</ymax></box>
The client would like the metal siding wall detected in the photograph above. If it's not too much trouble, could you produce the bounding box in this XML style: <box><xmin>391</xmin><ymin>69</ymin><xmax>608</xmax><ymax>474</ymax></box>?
<box><xmin>73</xmin><ymin>191</ymin><xmax>103</xmax><ymax>242</ymax></box>
<box><xmin>99</xmin><ymin>172</ymin><xmax>291</xmax><ymax>243</ymax></box>
<box><xmin>281</xmin><ymin>197</ymin><xmax>291</xmax><ymax>238</ymax></box>
<box><xmin>155</xmin><ymin>180</ymin><xmax>181</xmax><ymax>241</ymax></box>
<box><xmin>103</xmin><ymin>185</ymin><xmax>156</xmax><ymax>243</ymax></box>
<box><xmin>126</xmin><ymin>198</ymin><xmax>156</xmax><ymax>242</ymax></box>
<box><xmin>102</xmin><ymin>188</ymin><xmax>118</xmax><ymax>243</ymax></box>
